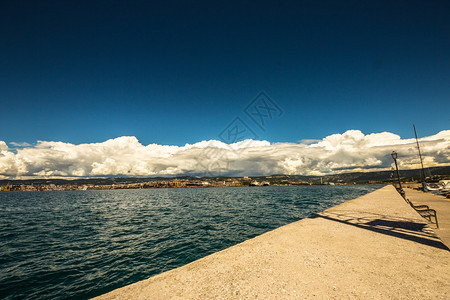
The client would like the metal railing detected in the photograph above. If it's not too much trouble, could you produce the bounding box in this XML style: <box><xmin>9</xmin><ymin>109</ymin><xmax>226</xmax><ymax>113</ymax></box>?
<box><xmin>391</xmin><ymin>151</ymin><xmax>439</xmax><ymax>228</ymax></box>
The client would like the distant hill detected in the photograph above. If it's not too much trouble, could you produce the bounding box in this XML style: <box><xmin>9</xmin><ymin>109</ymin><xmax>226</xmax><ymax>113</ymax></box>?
<box><xmin>313</xmin><ymin>165</ymin><xmax>450</xmax><ymax>183</ymax></box>
<box><xmin>1</xmin><ymin>165</ymin><xmax>449</xmax><ymax>186</ymax></box>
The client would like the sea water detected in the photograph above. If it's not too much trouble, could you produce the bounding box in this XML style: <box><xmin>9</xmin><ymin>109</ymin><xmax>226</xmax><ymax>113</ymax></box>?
<box><xmin>0</xmin><ymin>185</ymin><xmax>382</xmax><ymax>299</ymax></box>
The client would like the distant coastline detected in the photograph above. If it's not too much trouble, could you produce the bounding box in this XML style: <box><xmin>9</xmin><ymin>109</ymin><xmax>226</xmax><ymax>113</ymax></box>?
<box><xmin>1</xmin><ymin>166</ymin><xmax>449</xmax><ymax>192</ymax></box>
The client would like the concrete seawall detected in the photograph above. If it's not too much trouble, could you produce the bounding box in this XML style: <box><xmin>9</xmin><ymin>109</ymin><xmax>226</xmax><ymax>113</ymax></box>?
<box><xmin>96</xmin><ymin>186</ymin><xmax>449</xmax><ymax>299</ymax></box>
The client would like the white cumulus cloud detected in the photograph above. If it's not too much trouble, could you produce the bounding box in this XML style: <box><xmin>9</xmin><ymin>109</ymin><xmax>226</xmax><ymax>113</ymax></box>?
<box><xmin>9</xmin><ymin>142</ymin><xmax>32</xmax><ymax>147</ymax></box>
<box><xmin>0</xmin><ymin>130</ymin><xmax>449</xmax><ymax>179</ymax></box>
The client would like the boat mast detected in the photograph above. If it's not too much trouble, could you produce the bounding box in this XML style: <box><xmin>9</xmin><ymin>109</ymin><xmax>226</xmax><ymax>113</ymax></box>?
<box><xmin>413</xmin><ymin>124</ymin><xmax>426</xmax><ymax>182</ymax></box>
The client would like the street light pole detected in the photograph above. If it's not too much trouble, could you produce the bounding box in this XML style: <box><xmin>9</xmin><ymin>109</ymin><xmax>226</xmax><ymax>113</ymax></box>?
<box><xmin>390</xmin><ymin>167</ymin><xmax>395</xmax><ymax>185</ymax></box>
<box><xmin>391</xmin><ymin>151</ymin><xmax>405</xmax><ymax>198</ymax></box>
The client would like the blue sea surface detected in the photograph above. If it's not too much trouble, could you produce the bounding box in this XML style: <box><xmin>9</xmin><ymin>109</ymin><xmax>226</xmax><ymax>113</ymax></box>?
<box><xmin>0</xmin><ymin>185</ymin><xmax>383</xmax><ymax>299</ymax></box>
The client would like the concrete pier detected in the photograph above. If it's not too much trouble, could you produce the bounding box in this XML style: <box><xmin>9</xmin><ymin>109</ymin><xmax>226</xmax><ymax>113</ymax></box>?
<box><xmin>96</xmin><ymin>186</ymin><xmax>450</xmax><ymax>299</ymax></box>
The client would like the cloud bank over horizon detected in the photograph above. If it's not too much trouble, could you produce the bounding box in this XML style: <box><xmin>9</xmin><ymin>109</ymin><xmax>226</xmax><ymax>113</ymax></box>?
<box><xmin>1</xmin><ymin>130</ymin><xmax>449</xmax><ymax>179</ymax></box>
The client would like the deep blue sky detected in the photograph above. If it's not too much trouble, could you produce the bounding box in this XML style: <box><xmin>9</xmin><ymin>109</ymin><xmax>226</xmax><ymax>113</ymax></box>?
<box><xmin>1</xmin><ymin>0</ymin><xmax>449</xmax><ymax>146</ymax></box>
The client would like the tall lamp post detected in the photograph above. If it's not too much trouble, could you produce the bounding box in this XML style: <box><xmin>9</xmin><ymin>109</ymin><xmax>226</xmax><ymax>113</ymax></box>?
<box><xmin>391</xmin><ymin>151</ymin><xmax>405</xmax><ymax>198</ymax></box>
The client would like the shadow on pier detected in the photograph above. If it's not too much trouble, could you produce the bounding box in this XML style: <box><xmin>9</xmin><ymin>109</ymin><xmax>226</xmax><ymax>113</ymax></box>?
<box><xmin>314</xmin><ymin>211</ymin><xmax>449</xmax><ymax>251</ymax></box>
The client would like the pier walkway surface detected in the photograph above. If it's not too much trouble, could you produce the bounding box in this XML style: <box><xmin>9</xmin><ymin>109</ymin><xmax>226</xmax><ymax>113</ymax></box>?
<box><xmin>96</xmin><ymin>186</ymin><xmax>449</xmax><ymax>299</ymax></box>
<box><xmin>405</xmin><ymin>188</ymin><xmax>450</xmax><ymax>248</ymax></box>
